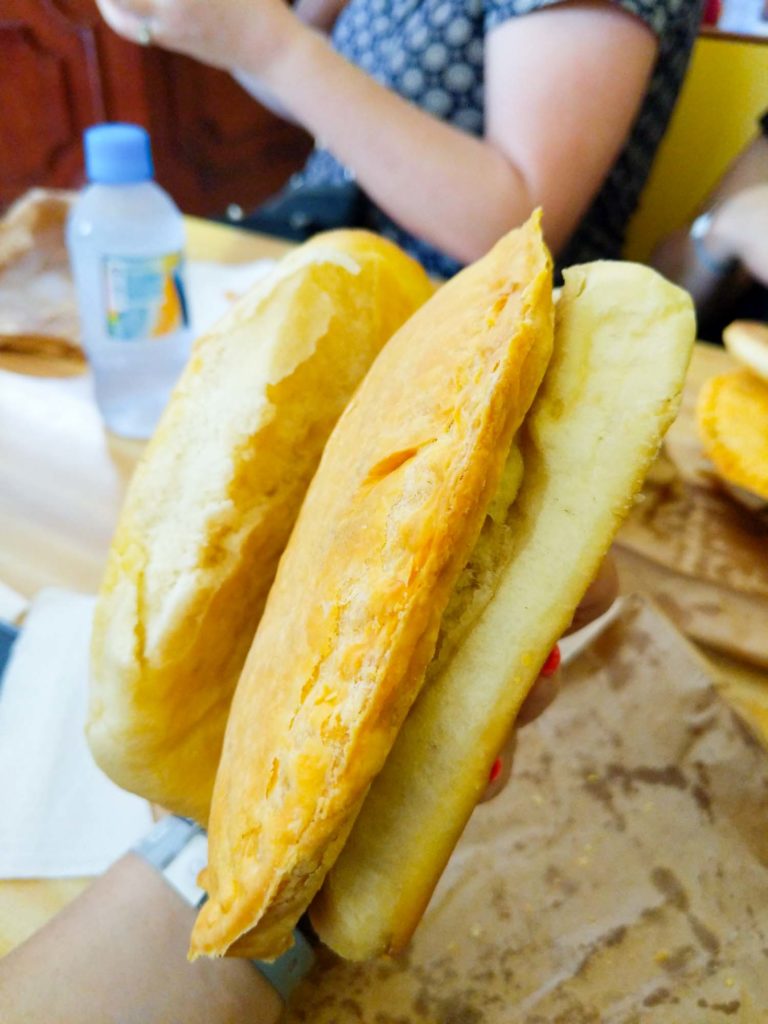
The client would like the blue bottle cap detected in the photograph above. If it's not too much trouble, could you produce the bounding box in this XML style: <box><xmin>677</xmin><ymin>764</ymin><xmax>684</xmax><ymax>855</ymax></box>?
<box><xmin>84</xmin><ymin>123</ymin><xmax>154</xmax><ymax>185</ymax></box>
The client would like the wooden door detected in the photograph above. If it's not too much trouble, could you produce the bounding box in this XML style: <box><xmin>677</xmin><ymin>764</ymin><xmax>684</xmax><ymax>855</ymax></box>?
<box><xmin>0</xmin><ymin>0</ymin><xmax>311</xmax><ymax>215</ymax></box>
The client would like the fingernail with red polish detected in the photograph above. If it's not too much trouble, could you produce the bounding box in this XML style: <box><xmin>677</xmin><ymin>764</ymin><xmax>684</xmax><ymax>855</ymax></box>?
<box><xmin>489</xmin><ymin>757</ymin><xmax>503</xmax><ymax>783</ymax></box>
<box><xmin>541</xmin><ymin>644</ymin><xmax>561</xmax><ymax>677</ymax></box>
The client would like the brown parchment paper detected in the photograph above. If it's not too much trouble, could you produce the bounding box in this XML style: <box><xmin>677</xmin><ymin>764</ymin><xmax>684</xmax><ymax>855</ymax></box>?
<box><xmin>0</xmin><ymin>189</ymin><xmax>84</xmax><ymax>374</ymax></box>
<box><xmin>288</xmin><ymin>596</ymin><xmax>768</xmax><ymax>1022</ymax></box>
<box><xmin>614</xmin><ymin>342</ymin><xmax>768</xmax><ymax>668</ymax></box>
<box><xmin>615</xmin><ymin>452</ymin><xmax>768</xmax><ymax>668</ymax></box>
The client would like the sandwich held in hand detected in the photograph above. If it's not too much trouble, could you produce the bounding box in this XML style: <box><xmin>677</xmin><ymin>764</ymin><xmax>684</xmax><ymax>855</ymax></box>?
<box><xmin>190</xmin><ymin>213</ymin><xmax>695</xmax><ymax>962</ymax></box>
<box><xmin>314</xmin><ymin>260</ymin><xmax>695</xmax><ymax>959</ymax></box>
<box><xmin>87</xmin><ymin>231</ymin><xmax>433</xmax><ymax>823</ymax></box>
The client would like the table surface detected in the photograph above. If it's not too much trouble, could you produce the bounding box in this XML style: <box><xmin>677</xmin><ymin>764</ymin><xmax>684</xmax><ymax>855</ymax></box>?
<box><xmin>0</xmin><ymin>220</ymin><xmax>765</xmax><ymax>956</ymax></box>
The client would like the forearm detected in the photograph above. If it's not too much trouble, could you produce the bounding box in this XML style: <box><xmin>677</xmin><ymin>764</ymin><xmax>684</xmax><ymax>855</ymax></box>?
<box><xmin>0</xmin><ymin>854</ymin><xmax>282</xmax><ymax>1024</ymax></box>
<box><xmin>233</xmin><ymin>68</ymin><xmax>295</xmax><ymax>123</ymax></box>
<box><xmin>261</xmin><ymin>28</ymin><xmax>532</xmax><ymax>263</ymax></box>
<box><xmin>235</xmin><ymin>0</ymin><xmax>347</xmax><ymax>119</ymax></box>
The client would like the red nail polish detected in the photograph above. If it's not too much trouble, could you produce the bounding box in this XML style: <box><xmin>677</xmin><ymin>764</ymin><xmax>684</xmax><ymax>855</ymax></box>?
<box><xmin>489</xmin><ymin>757</ymin><xmax>503</xmax><ymax>783</ymax></box>
<box><xmin>541</xmin><ymin>644</ymin><xmax>561</xmax><ymax>677</ymax></box>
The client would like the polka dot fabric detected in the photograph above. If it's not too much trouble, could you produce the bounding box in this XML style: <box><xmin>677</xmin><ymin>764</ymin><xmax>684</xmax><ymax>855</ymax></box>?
<box><xmin>332</xmin><ymin>0</ymin><xmax>486</xmax><ymax>132</ymax></box>
<box><xmin>298</xmin><ymin>0</ymin><xmax>706</xmax><ymax>277</ymax></box>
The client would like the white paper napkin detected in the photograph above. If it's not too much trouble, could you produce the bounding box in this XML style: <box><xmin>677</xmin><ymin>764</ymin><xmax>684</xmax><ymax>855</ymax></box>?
<box><xmin>0</xmin><ymin>580</ymin><xmax>27</xmax><ymax>624</ymax></box>
<box><xmin>0</xmin><ymin>588</ymin><xmax>153</xmax><ymax>879</ymax></box>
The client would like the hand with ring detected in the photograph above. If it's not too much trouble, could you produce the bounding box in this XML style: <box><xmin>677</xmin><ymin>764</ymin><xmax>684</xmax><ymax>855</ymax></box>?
<box><xmin>96</xmin><ymin>0</ymin><xmax>303</xmax><ymax>79</ymax></box>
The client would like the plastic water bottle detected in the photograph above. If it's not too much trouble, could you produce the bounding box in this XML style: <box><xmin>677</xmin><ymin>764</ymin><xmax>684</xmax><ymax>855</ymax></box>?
<box><xmin>67</xmin><ymin>124</ymin><xmax>192</xmax><ymax>439</ymax></box>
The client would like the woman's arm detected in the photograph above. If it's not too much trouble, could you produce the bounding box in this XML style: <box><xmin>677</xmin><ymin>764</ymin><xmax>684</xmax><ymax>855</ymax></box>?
<box><xmin>0</xmin><ymin>854</ymin><xmax>283</xmax><ymax>1024</ymax></box>
<box><xmin>652</xmin><ymin>134</ymin><xmax>768</xmax><ymax>316</ymax></box>
<box><xmin>483</xmin><ymin>2</ymin><xmax>657</xmax><ymax>256</ymax></box>
<box><xmin>265</xmin><ymin>2</ymin><xmax>657</xmax><ymax>261</ymax></box>
<box><xmin>234</xmin><ymin>0</ymin><xmax>348</xmax><ymax>114</ymax></box>
<box><xmin>97</xmin><ymin>0</ymin><xmax>656</xmax><ymax>262</ymax></box>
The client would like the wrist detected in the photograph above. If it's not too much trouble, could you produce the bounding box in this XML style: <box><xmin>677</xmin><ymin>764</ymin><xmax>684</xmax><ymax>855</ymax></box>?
<box><xmin>134</xmin><ymin>816</ymin><xmax>315</xmax><ymax>1007</ymax></box>
<box><xmin>244</xmin><ymin>10</ymin><xmax>313</xmax><ymax>96</ymax></box>
<box><xmin>260</xmin><ymin>21</ymin><xmax>332</xmax><ymax>115</ymax></box>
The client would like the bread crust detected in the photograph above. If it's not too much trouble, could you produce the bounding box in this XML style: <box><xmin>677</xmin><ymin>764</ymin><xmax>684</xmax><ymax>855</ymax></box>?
<box><xmin>697</xmin><ymin>368</ymin><xmax>768</xmax><ymax>501</ymax></box>
<box><xmin>87</xmin><ymin>231</ymin><xmax>433</xmax><ymax>823</ymax></box>
<box><xmin>312</xmin><ymin>261</ymin><xmax>695</xmax><ymax>959</ymax></box>
<box><xmin>190</xmin><ymin>213</ymin><xmax>554</xmax><ymax>959</ymax></box>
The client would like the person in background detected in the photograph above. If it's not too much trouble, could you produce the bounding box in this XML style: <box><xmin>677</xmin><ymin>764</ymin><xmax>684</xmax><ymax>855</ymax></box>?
<box><xmin>95</xmin><ymin>0</ymin><xmax>704</xmax><ymax>277</ymax></box>
<box><xmin>652</xmin><ymin>110</ymin><xmax>768</xmax><ymax>342</ymax></box>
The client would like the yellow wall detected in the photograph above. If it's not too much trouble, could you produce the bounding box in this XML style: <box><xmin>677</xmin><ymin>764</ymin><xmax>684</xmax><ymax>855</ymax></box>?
<box><xmin>625</xmin><ymin>34</ymin><xmax>768</xmax><ymax>262</ymax></box>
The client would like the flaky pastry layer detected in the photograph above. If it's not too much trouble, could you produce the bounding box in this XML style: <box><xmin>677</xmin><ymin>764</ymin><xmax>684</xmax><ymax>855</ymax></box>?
<box><xmin>191</xmin><ymin>213</ymin><xmax>554</xmax><ymax>959</ymax></box>
<box><xmin>312</xmin><ymin>261</ymin><xmax>695</xmax><ymax>959</ymax></box>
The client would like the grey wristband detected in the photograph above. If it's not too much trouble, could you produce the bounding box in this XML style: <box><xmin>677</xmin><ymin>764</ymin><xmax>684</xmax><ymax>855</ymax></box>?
<box><xmin>133</xmin><ymin>815</ymin><xmax>315</xmax><ymax>1003</ymax></box>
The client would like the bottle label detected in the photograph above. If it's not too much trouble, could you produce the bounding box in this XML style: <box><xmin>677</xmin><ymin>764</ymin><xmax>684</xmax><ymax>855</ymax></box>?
<box><xmin>103</xmin><ymin>252</ymin><xmax>189</xmax><ymax>341</ymax></box>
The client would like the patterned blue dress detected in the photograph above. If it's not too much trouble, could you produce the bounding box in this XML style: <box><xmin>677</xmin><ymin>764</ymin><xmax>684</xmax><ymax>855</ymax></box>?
<box><xmin>296</xmin><ymin>0</ymin><xmax>705</xmax><ymax>276</ymax></box>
